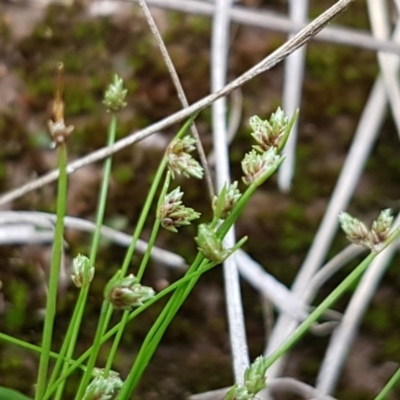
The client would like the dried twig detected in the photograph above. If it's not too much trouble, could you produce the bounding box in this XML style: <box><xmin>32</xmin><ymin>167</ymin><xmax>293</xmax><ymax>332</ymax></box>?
<box><xmin>137</xmin><ymin>0</ymin><xmax>215</xmax><ymax>201</ymax></box>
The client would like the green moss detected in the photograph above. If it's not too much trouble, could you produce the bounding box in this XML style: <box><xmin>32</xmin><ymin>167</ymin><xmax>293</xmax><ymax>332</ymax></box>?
<box><xmin>31</xmin><ymin>22</ymin><xmax>54</xmax><ymax>41</ymax></box>
<box><xmin>164</xmin><ymin>12</ymin><xmax>211</xmax><ymax>43</ymax></box>
<box><xmin>336</xmin><ymin>389</ymin><xmax>374</xmax><ymax>400</ymax></box>
<box><xmin>298</xmin><ymin>354</ymin><xmax>321</xmax><ymax>379</ymax></box>
<box><xmin>69</xmin><ymin>118</ymin><xmax>109</xmax><ymax>152</ymax></box>
<box><xmin>26</xmin><ymin>74</ymin><xmax>54</xmax><ymax>98</ymax></box>
<box><xmin>0</xmin><ymin>12</ymin><xmax>11</xmax><ymax>41</ymax></box>
<box><xmin>4</xmin><ymin>281</ymin><xmax>27</xmax><ymax>331</ymax></box>
<box><xmin>383</xmin><ymin>336</ymin><xmax>400</xmax><ymax>359</ymax></box>
<box><xmin>71</xmin><ymin>20</ymin><xmax>107</xmax><ymax>43</ymax></box>
<box><xmin>62</xmin><ymin>54</ymin><xmax>85</xmax><ymax>74</ymax></box>
<box><xmin>0</xmin><ymin>115</ymin><xmax>30</xmax><ymax>165</ymax></box>
<box><xmin>186</xmin><ymin>15</ymin><xmax>211</xmax><ymax>35</ymax></box>
<box><xmin>310</xmin><ymin>0</ymin><xmax>370</xmax><ymax>30</ymax></box>
<box><xmin>17</xmin><ymin>6</ymin><xmax>122</xmax><ymax>119</ymax></box>
<box><xmin>364</xmin><ymin>308</ymin><xmax>392</xmax><ymax>334</ymax></box>
<box><xmin>279</xmin><ymin>207</ymin><xmax>314</xmax><ymax>253</ymax></box>
<box><xmin>64</xmin><ymin>83</ymin><xmax>98</xmax><ymax>115</ymax></box>
<box><xmin>305</xmin><ymin>42</ymin><xmax>376</xmax><ymax>120</ymax></box>
<box><xmin>28</xmin><ymin>129</ymin><xmax>52</xmax><ymax>149</ymax></box>
<box><xmin>0</xmin><ymin>161</ymin><xmax>6</xmax><ymax>183</ymax></box>
<box><xmin>113</xmin><ymin>164</ymin><xmax>135</xmax><ymax>184</ymax></box>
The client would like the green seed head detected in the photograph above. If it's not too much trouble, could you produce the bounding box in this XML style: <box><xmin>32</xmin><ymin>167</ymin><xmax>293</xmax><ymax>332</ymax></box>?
<box><xmin>103</xmin><ymin>74</ymin><xmax>128</xmax><ymax>112</ymax></box>
<box><xmin>104</xmin><ymin>273</ymin><xmax>155</xmax><ymax>310</ymax></box>
<box><xmin>71</xmin><ymin>254</ymin><xmax>94</xmax><ymax>288</ymax></box>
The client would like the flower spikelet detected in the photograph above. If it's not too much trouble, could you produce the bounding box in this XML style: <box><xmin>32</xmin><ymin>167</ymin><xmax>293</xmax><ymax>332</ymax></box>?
<box><xmin>241</xmin><ymin>148</ymin><xmax>283</xmax><ymax>186</ymax></box>
<box><xmin>368</xmin><ymin>209</ymin><xmax>393</xmax><ymax>251</ymax></box>
<box><xmin>195</xmin><ymin>224</ymin><xmax>230</xmax><ymax>263</ymax></box>
<box><xmin>83</xmin><ymin>369</ymin><xmax>123</xmax><ymax>400</ymax></box>
<box><xmin>339</xmin><ymin>212</ymin><xmax>370</xmax><ymax>247</ymax></box>
<box><xmin>339</xmin><ymin>209</ymin><xmax>394</xmax><ymax>252</ymax></box>
<box><xmin>244</xmin><ymin>356</ymin><xmax>268</xmax><ymax>394</ymax></box>
<box><xmin>249</xmin><ymin>107</ymin><xmax>289</xmax><ymax>152</ymax></box>
<box><xmin>105</xmin><ymin>273</ymin><xmax>155</xmax><ymax>310</ymax></box>
<box><xmin>212</xmin><ymin>181</ymin><xmax>241</xmax><ymax>220</ymax></box>
<box><xmin>71</xmin><ymin>254</ymin><xmax>94</xmax><ymax>288</ymax></box>
<box><xmin>224</xmin><ymin>356</ymin><xmax>268</xmax><ymax>399</ymax></box>
<box><xmin>167</xmin><ymin>136</ymin><xmax>204</xmax><ymax>179</ymax></box>
<box><xmin>103</xmin><ymin>74</ymin><xmax>128</xmax><ymax>112</ymax></box>
<box><xmin>158</xmin><ymin>186</ymin><xmax>200</xmax><ymax>233</ymax></box>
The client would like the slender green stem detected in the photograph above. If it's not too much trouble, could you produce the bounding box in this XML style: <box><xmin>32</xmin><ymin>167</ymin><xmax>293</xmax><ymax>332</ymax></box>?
<box><xmin>47</xmin><ymin>115</ymin><xmax>196</xmax><ymax>399</ymax></box>
<box><xmin>370</xmin><ymin>229</ymin><xmax>400</xmax><ymax>400</ymax></box>
<box><xmin>119</xmin><ymin>240</ymin><xmax>245</xmax><ymax>390</ymax></box>
<box><xmin>74</xmin><ymin>116</ymin><xmax>196</xmax><ymax>392</ymax></box>
<box><xmin>49</xmin><ymin>113</ymin><xmax>118</xmax><ymax>400</ymax></box>
<box><xmin>48</xmin><ymin>287</ymin><xmax>86</xmax><ymax>396</ymax></box>
<box><xmin>35</xmin><ymin>143</ymin><xmax>68</xmax><ymax>400</ymax></box>
<box><xmin>263</xmin><ymin>252</ymin><xmax>376</xmax><ymax>369</ymax></box>
<box><xmin>137</xmin><ymin>171</ymin><xmax>171</xmax><ymax>282</ymax></box>
<box><xmin>117</xmin><ymin>197</ymin><xmax>250</xmax><ymax>397</ymax></box>
<box><xmin>74</xmin><ymin>146</ymin><xmax>170</xmax><ymax>393</ymax></box>
<box><xmin>74</xmin><ymin>301</ymin><xmax>110</xmax><ymax>399</ymax></box>
<box><xmin>137</xmin><ymin>219</ymin><xmax>162</xmax><ymax>282</ymax></box>
<box><xmin>121</xmin><ymin>158</ymin><xmax>168</xmax><ymax>277</ymax></box>
<box><xmin>218</xmin><ymin>182</ymin><xmax>260</xmax><ymax>240</ymax></box>
<box><xmin>117</xmin><ymin>279</ymin><xmax>200</xmax><ymax>397</ymax></box>
<box><xmin>117</xmin><ymin>255</ymin><xmax>210</xmax><ymax>398</ymax></box>
<box><xmin>103</xmin><ymin>310</ymin><xmax>129</xmax><ymax>378</ymax></box>
<box><xmin>0</xmin><ymin>332</ymin><xmax>78</xmax><ymax>366</ymax></box>
<box><xmin>120</xmin><ymin>226</ymin><xmax>400</xmax><ymax>398</ymax></box>
<box><xmin>374</xmin><ymin>366</ymin><xmax>400</xmax><ymax>400</ymax></box>
<box><xmin>90</xmin><ymin>113</ymin><xmax>118</xmax><ymax>260</ymax></box>
<box><xmin>44</xmin><ymin>259</ymin><xmax>216</xmax><ymax>400</ymax></box>
<box><xmin>119</xmin><ymin>113</ymin><xmax>196</xmax><ymax>278</ymax></box>
<box><xmin>64</xmin><ymin>113</ymin><xmax>117</xmax><ymax>398</ymax></box>
<box><xmin>104</xmin><ymin>174</ymin><xmax>170</xmax><ymax>376</ymax></box>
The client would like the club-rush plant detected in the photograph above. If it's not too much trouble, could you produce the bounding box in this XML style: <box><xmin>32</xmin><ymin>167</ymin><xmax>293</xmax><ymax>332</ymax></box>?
<box><xmin>1</xmin><ymin>70</ymin><xmax>399</xmax><ymax>400</ymax></box>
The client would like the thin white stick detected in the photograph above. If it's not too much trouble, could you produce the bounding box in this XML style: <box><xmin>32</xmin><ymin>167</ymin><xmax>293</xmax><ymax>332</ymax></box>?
<box><xmin>91</xmin><ymin>0</ymin><xmax>400</xmax><ymax>57</ymax></box>
<box><xmin>235</xmin><ymin>250</ymin><xmax>308</xmax><ymax>320</ymax></box>
<box><xmin>0</xmin><ymin>211</ymin><xmax>186</xmax><ymax>268</ymax></box>
<box><xmin>134</xmin><ymin>0</ymin><xmax>400</xmax><ymax>55</ymax></box>
<box><xmin>211</xmin><ymin>0</ymin><xmax>250</xmax><ymax>382</ymax></box>
<box><xmin>304</xmin><ymin>245</ymin><xmax>366</xmax><ymax>302</ymax></box>
<box><xmin>267</xmin><ymin>377</ymin><xmax>337</xmax><ymax>399</ymax></box>
<box><xmin>278</xmin><ymin>0</ymin><xmax>308</xmax><ymax>192</ymax></box>
<box><xmin>314</xmin><ymin>8</ymin><xmax>400</xmax><ymax>391</ymax></box>
<box><xmin>264</xmin><ymin>60</ymin><xmax>389</xmax><ymax>383</ymax></box>
<box><xmin>367</xmin><ymin>0</ymin><xmax>400</xmax><ymax>136</ymax></box>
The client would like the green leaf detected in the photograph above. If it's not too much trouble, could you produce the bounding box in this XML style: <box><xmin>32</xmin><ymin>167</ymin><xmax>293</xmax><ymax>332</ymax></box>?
<box><xmin>0</xmin><ymin>387</ymin><xmax>32</xmax><ymax>400</ymax></box>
